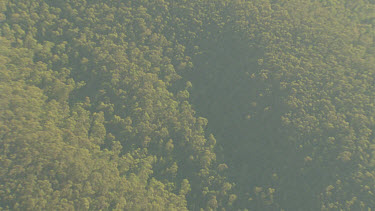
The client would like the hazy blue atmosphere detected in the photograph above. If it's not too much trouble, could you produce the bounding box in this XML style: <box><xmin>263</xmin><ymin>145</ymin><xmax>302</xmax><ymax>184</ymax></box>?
<box><xmin>0</xmin><ymin>0</ymin><xmax>374</xmax><ymax>210</ymax></box>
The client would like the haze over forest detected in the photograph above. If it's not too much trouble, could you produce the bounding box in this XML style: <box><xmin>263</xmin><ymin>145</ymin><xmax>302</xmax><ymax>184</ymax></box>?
<box><xmin>0</xmin><ymin>0</ymin><xmax>374</xmax><ymax>210</ymax></box>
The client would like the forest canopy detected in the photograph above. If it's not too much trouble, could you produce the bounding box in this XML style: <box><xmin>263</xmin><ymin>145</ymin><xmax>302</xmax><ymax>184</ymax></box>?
<box><xmin>0</xmin><ymin>0</ymin><xmax>374</xmax><ymax>210</ymax></box>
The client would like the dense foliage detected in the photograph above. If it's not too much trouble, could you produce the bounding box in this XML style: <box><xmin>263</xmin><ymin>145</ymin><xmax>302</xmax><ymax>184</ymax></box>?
<box><xmin>0</xmin><ymin>0</ymin><xmax>374</xmax><ymax>210</ymax></box>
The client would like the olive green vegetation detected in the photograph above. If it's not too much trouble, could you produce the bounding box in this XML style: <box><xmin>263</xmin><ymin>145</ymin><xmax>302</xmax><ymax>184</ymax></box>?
<box><xmin>0</xmin><ymin>0</ymin><xmax>374</xmax><ymax>210</ymax></box>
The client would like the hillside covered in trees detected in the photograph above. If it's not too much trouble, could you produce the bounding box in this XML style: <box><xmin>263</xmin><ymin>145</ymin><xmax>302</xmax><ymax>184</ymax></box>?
<box><xmin>0</xmin><ymin>0</ymin><xmax>374</xmax><ymax>210</ymax></box>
